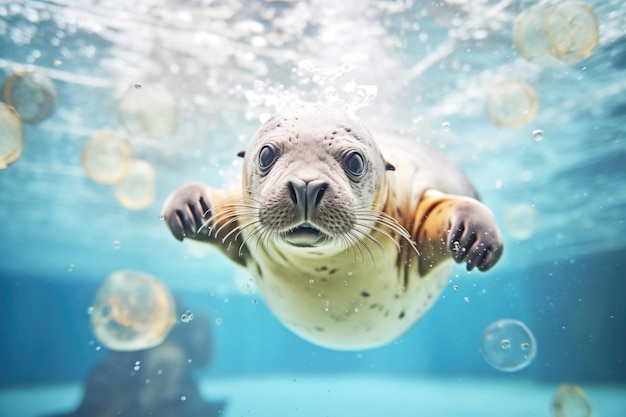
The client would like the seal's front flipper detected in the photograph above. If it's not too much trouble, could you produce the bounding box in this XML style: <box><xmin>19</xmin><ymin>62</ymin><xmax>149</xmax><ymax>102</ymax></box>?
<box><xmin>446</xmin><ymin>201</ymin><xmax>503</xmax><ymax>271</ymax></box>
<box><xmin>161</xmin><ymin>183</ymin><xmax>248</xmax><ymax>266</ymax></box>
<box><xmin>412</xmin><ymin>190</ymin><xmax>503</xmax><ymax>275</ymax></box>
<box><xmin>161</xmin><ymin>182</ymin><xmax>214</xmax><ymax>241</ymax></box>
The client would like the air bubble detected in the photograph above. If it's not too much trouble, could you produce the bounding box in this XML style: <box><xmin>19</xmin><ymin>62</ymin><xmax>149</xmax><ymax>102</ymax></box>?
<box><xmin>532</xmin><ymin>129</ymin><xmax>544</xmax><ymax>141</ymax></box>
<box><xmin>1</xmin><ymin>70</ymin><xmax>57</xmax><ymax>123</ymax></box>
<box><xmin>481</xmin><ymin>319</ymin><xmax>537</xmax><ymax>372</ymax></box>
<box><xmin>118</xmin><ymin>84</ymin><xmax>178</xmax><ymax>140</ymax></box>
<box><xmin>441</xmin><ymin>121</ymin><xmax>450</xmax><ymax>132</ymax></box>
<box><xmin>68</xmin><ymin>264</ymin><xmax>75</xmax><ymax>272</ymax></box>
<box><xmin>134</xmin><ymin>82</ymin><xmax>142</xmax><ymax>89</ymax></box>
<box><xmin>0</xmin><ymin>102</ymin><xmax>24</xmax><ymax>169</ymax></box>
<box><xmin>113</xmin><ymin>159</ymin><xmax>157</xmax><ymax>210</ymax></box>
<box><xmin>82</xmin><ymin>131</ymin><xmax>133</xmax><ymax>184</ymax></box>
<box><xmin>485</xmin><ymin>80</ymin><xmax>538</xmax><ymax>128</ymax></box>
<box><xmin>544</xmin><ymin>2</ymin><xmax>599</xmax><ymax>63</ymax></box>
<box><xmin>90</xmin><ymin>270</ymin><xmax>177</xmax><ymax>351</ymax></box>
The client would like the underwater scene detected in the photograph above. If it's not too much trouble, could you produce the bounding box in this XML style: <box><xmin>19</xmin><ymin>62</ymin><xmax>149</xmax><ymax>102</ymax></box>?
<box><xmin>1</xmin><ymin>0</ymin><xmax>625</xmax><ymax>416</ymax></box>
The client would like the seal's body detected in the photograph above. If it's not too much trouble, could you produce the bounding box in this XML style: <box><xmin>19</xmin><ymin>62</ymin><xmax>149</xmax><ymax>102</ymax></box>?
<box><xmin>162</xmin><ymin>105</ymin><xmax>503</xmax><ymax>350</ymax></box>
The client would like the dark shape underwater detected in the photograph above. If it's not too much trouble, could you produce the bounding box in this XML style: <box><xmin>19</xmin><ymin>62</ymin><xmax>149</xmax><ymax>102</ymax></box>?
<box><xmin>44</xmin><ymin>312</ymin><xmax>226</xmax><ymax>417</ymax></box>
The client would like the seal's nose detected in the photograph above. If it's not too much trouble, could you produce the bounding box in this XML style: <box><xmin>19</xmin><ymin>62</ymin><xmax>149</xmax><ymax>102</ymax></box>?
<box><xmin>287</xmin><ymin>179</ymin><xmax>328</xmax><ymax>219</ymax></box>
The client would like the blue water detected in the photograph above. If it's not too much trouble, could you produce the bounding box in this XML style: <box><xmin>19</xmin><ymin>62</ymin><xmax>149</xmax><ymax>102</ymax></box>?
<box><xmin>1</xmin><ymin>0</ymin><xmax>625</xmax><ymax>416</ymax></box>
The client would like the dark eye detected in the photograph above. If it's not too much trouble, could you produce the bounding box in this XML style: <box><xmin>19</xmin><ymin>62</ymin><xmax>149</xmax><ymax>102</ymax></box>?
<box><xmin>343</xmin><ymin>151</ymin><xmax>365</xmax><ymax>179</ymax></box>
<box><xmin>258</xmin><ymin>145</ymin><xmax>278</xmax><ymax>172</ymax></box>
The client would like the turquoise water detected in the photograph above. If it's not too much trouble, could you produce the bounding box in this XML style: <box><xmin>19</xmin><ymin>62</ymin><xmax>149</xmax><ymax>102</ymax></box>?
<box><xmin>1</xmin><ymin>0</ymin><xmax>625</xmax><ymax>416</ymax></box>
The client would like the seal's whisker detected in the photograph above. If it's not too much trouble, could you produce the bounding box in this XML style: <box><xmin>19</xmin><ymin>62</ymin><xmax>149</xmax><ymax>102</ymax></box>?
<box><xmin>203</xmin><ymin>198</ymin><xmax>261</xmax><ymax>217</ymax></box>
<box><xmin>238</xmin><ymin>223</ymin><xmax>264</xmax><ymax>257</ymax></box>
<box><xmin>347</xmin><ymin>230</ymin><xmax>376</xmax><ymax>265</ymax></box>
<box><xmin>354</xmin><ymin>221</ymin><xmax>402</xmax><ymax>253</ymax></box>
<box><xmin>346</xmin><ymin>234</ymin><xmax>364</xmax><ymax>265</ymax></box>
<box><xmin>205</xmin><ymin>205</ymin><xmax>258</xmax><ymax>237</ymax></box>
<box><xmin>339</xmin><ymin>232</ymin><xmax>366</xmax><ymax>265</ymax></box>
<box><xmin>217</xmin><ymin>217</ymin><xmax>253</xmax><ymax>252</ymax></box>
<box><xmin>258</xmin><ymin>226</ymin><xmax>275</xmax><ymax>254</ymax></box>
<box><xmin>232</xmin><ymin>220</ymin><xmax>261</xmax><ymax>243</ymax></box>
<box><xmin>353</xmin><ymin>209</ymin><xmax>419</xmax><ymax>256</ymax></box>
<box><xmin>336</xmin><ymin>234</ymin><xmax>355</xmax><ymax>264</ymax></box>
<box><xmin>209</xmin><ymin>205</ymin><xmax>258</xmax><ymax>219</ymax></box>
<box><xmin>235</xmin><ymin>224</ymin><xmax>257</xmax><ymax>252</ymax></box>
<box><xmin>351</xmin><ymin>225</ymin><xmax>392</xmax><ymax>267</ymax></box>
<box><xmin>211</xmin><ymin>216</ymin><xmax>240</xmax><ymax>239</ymax></box>
<box><xmin>212</xmin><ymin>211</ymin><xmax>258</xmax><ymax>239</ymax></box>
<box><xmin>221</xmin><ymin>219</ymin><xmax>260</xmax><ymax>245</ymax></box>
<box><xmin>353</xmin><ymin>209</ymin><xmax>413</xmax><ymax>240</ymax></box>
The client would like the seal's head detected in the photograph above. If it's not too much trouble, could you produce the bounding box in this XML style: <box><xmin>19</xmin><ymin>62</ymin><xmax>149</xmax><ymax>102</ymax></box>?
<box><xmin>239</xmin><ymin>104</ymin><xmax>394</xmax><ymax>255</ymax></box>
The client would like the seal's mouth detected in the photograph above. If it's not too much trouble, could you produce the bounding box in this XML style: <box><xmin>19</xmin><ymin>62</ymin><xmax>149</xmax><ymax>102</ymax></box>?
<box><xmin>282</xmin><ymin>222</ymin><xmax>328</xmax><ymax>247</ymax></box>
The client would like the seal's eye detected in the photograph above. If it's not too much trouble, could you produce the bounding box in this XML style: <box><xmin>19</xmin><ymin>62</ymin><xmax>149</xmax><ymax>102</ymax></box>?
<box><xmin>343</xmin><ymin>151</ymin><xmax>365</xmax><ymax>179</ymax></box>
<box><xmin>258</xmin><ymin>145</ymin><xmax>279</xmax><ymax>172</ymax></box>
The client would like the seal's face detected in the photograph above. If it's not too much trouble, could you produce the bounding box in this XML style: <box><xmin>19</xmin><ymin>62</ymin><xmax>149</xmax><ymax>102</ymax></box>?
<box><xmin>240</xmin><ymin>105</ymin><xmax>389</xmax><ymax>254</ymax></box>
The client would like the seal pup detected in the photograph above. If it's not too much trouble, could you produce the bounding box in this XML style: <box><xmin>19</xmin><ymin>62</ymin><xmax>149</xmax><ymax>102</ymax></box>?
<box><xmin>162</xmin><ymin>104</ymin><xmax>503</xmax><ymax>350</ymax></box>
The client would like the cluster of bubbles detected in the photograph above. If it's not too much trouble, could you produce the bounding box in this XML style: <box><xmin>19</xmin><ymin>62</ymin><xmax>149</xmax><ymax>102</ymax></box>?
<box><xmin>89</xmin><ymin>270</ymin><xmax>177</xmax><ymax>351</ymax></box>
<box><xmin>82</xmin><ymin>129</ymin><xmax>156</xmax><ymax>210</ymax></box>
<box><xmin>485</xmin><ymin>1</ymin><xmax>598</xmax><ymax>130</ymax></box>
<box><xmin>551</xmin><ymin>384</ymin><xmax>593</xmax><ymax>417</ymax></box>
<box><xmin>0</xmin><ymin>70</ymin><xmax>57</xmax><ymax>169</ymax></box>
<box><xmin>0</xmin><ymin>70</ymin><xmax>167</xmax><ymax>211</ymax></box>
<box><xmin>504</xmin><ymin>203</ymin><xmax>539</xmax><ymax>240</ymax></box>
<box><xmin>245</xmin><ymin>61</ymin><xmax>379</xmax><ymax>122</ymax></box>
<box><xmin>82</xmin><ymin>83</ymin><xmax>177</xmax><ymax>210</ymax></box>
<box><xmin>514</xmin><ymin>1</ymin><xmax>599</xmax><ymax>64</ymax></box>
<box><xmin>481</xmin><ymin>318</ymin><xmax>537</xmax><ymax>372</ymax></box>
<box><xmin>180</xmin><ymin>309</ymin><xmax>194</xmax><ymax>323</ymax></box>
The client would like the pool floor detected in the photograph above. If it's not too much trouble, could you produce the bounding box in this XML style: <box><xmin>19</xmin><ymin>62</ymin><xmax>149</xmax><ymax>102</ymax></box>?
<box><xmin>1</xmin><ymin>375</ymin><xmax>625</xmax><ymax>417</ymax></box>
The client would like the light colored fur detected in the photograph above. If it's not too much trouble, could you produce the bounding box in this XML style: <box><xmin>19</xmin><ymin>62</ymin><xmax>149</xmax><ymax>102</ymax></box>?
<box><xmin>163</xmin><ymin>104</ymin><xmax>502</xmax><ymax>350</ymax></box>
